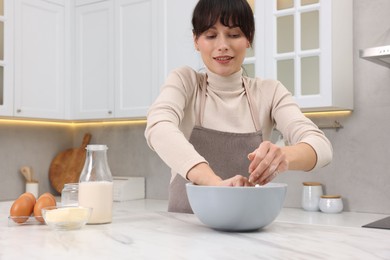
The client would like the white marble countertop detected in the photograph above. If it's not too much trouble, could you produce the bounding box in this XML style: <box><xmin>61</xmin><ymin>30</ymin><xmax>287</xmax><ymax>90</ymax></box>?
<box><xmin>1</xmin><ymin>199</ymin><xmax>389</xmax><ymax>260</ymax></box>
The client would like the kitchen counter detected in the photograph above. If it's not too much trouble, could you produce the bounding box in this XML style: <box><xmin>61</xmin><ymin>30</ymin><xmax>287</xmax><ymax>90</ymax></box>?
<box><xmin>1</xmin><ymin>199</ymin><xmax>389</xmax><ymax>259</ymax></box>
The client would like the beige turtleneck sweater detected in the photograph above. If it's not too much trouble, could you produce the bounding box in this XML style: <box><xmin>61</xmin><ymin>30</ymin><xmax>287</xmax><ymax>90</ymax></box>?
<box><xmin>145</xmin><ymin>66</ymin><xmax>333</xmax><ymax>181</ymax></box>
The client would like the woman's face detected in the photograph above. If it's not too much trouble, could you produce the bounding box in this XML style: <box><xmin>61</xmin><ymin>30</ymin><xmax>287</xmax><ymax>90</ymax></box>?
<box><xmin>194</xmin><ymin>21</ymin><xmax>249</xmax><ymax>77</ymax></box>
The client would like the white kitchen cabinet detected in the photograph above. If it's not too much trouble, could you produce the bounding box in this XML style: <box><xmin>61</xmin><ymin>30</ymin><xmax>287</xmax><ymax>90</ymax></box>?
<box><xmin>164</xmin><ymin>0</ymin><xmax>201</xmax><ymax>74</ymax></box>
<box><xmin>0</xmin><ymin>0</ymin><xmax>14</xmax><ymax>116</ymax></box>
<box><xmin>114</xmin><ymin>0</ymin><xmax>164</xmax><ymax>118</ymax></box>
<box><xmin>73</xmin><ymin>0</ymin><xmax>164</xmax><ymax>119</ymax></box>
<box><xmin>73</xmin><ymin>0</ymin><xmax>115</xmax><ymax>119</ymax></box>
<box><xmin>14</xmin><ymin>0</ymin><xmax>66</xmax><ymax>119</ymax></box>
<box><xmin>256</xmin><ymin>0</ymin><xmax>353</xmax><ymax>111</ymax></box>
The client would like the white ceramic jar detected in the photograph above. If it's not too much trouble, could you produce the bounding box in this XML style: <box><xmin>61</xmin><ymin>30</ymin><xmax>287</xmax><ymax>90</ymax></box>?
<box><xmin>301</xmin><ymin>182</ymin><xmax>323</xmax><ymax>211</ymax></box>
<box><xmin>319</xmin><ymin>195</ymin><xmax>343</xmax><ymax>213</ymax></box>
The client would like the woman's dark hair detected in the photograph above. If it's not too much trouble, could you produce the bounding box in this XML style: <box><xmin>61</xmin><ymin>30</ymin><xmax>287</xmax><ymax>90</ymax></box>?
<box><xmin>192</xmin><ymin>0</ymin><xmax>255</xmax><ymax>44</ymax></box>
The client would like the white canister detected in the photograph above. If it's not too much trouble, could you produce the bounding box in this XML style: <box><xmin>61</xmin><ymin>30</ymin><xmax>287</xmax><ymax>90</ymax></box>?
<box><xmin>319</xmin><ymin>195</ymin><xmax>343</xmax><ymax>213</ymax></box>
<box><xmin>301</xmin><ymin>182</ymin><xmax>323</xmax><ymax>211</ymax></box>
<box><xmin>26</xmin><ymin>182</ymin><xmax>39</xmax><ymax>198</ymax></box>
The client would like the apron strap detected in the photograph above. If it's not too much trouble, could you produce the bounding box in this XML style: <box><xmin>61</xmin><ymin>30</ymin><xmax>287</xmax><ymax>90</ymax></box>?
<box><xmin>194</xmin><ymin>75</ymin><xmax>207</xmax><ymax>126</ymax></box>
<box><xmin>243</xmin><ymin>78</ymin><xmax>261</xmax><ymax>132</ymax></box>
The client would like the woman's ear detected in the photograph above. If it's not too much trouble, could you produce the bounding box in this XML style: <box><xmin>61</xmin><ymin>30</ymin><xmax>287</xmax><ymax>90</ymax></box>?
<box><xmin>247</xmin><ymin>41</ymin><xmax>251</xmax><ymax>48</ymax></box>
<box><xmin>193</xmin><ymin>35</ymin><xmax>200</xmax><ymax>51</ymax></box>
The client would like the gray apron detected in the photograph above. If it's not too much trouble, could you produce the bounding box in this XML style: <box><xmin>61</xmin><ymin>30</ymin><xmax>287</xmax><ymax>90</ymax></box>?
<box><xmin>168</xmin><ymin>75</ymin><xmax>263</xmax><ymax>213</ymax></box>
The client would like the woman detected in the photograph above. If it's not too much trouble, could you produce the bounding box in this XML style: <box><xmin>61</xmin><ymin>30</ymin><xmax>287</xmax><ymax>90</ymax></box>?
<box><xmin>145</xmin><ymin>0</ymin><xmax>332</xmax><ymax>213</ymax></box>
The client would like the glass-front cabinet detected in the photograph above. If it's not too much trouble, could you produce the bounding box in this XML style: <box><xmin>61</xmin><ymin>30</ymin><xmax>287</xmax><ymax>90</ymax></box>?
<box><xmin>245</xmin><ymin>0</ymin><xmax>353</xmax><ymax>111</ymax></box>
<box><xmin>242</xmin><ymin>0</ymin><xmax>255</xmax><ymax>77</ymax></box>
<box><xmin>0</xmin><ymin>0</ymin><xmax>13</xmax><ymax>116</ymax></box>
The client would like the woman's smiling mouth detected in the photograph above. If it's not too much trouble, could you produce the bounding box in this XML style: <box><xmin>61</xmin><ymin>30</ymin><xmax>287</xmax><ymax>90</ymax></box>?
<box><xmin>214</xmin><ymin>56</ymin><xmax>233</xmax><ymax>63</ymax></box>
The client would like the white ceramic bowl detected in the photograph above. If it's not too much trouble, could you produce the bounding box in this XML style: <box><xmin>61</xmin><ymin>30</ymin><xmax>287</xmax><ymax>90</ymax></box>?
<box><xmin>42</xmin><ymin>206</ymin><xmax>92</xmax><ymax>231</ymax></box>
<box><xmin>319</xmin><ymin>195</ymin><xmax>343</xmax><ymax>213</ymax></box>
<box><xmin>186</xmin><ymin>183</ymin><xmax>287</xmax><ymax>231</ymax></box>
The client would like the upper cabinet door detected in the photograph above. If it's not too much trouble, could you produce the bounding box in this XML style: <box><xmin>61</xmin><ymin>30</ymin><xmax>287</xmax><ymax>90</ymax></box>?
<box><xmin>14</xmin><ymin>0</ymin><xmax>66</xmax><ymax>119</ymax></box>
<box><xmin>165</xmin><ymin>0</ymin><xmax>201</xmax><ymax>74</ymax></box>
<box><xmin>253</xmin><ymin>0</ymin><xmax>353</xmax><ymax>112</ymax></box>
<box><xmin>0</xmin><ymin>0</ymin><xmax>13</xmax><ymax>116</ymax></box>
<box><xmin>114</xmin><ymin>0</ymin><xmax>163</xmax><ymax>118</ymax></box>
<box><xmin>73</xmin><ymin>1</ymin><xmax>115</xmax><ymax>120</ymax></box>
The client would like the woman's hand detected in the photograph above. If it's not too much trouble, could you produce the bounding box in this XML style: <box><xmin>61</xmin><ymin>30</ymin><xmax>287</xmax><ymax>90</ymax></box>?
<box><xmin>247</xmin><ymin>141</ymin><xmax>289</xmax><ymax>185</ymax></box>
<box><xmin>218</xmin><ymin>175</ymin><xmax>252</xmax><ymax>187</ymax></box>
<box><xmin>187</xmin><ymin>163</ymin><xmax>252</xmax><ymax>187</ymax></box>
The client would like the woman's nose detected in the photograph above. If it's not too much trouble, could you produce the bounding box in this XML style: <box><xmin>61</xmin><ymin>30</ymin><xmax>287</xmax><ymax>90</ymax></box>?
<box><xmin>217</xmin><ymin>36</ymin><xmax>229</xmax><ymax>51</ymax></box>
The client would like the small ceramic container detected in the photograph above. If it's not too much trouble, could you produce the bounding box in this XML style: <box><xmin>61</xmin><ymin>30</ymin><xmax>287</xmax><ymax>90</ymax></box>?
<box><xmin>26</xmin><ymin>182</ymin><xmax>39</xmax><ymax>198</ymax></box>
<box><xmin>319</xmin><ymin>195</ymin><xmax>343</xmax><ymax>213</ymax></box>
<box><xmin>301</xmin><ymin>182</ymin><xmax>323</xmax><ymax>211</ymax></box>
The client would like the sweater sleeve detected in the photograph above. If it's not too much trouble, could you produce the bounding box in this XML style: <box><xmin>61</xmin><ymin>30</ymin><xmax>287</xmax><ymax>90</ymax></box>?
<box><xmin>269</xmin><ymin>81</ymin><xmax>333</xmax><ymax>170</ymax></box>
<box><xmin>145</xmin><ymin>67</ymin><xmax>207</xmax><ymax>178</ymax></box>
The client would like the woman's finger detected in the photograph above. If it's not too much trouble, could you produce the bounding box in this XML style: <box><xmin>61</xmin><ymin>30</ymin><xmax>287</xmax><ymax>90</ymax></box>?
<box><xmin>248</xmin><ymin>141</ymin><xmax>272</xmax><ymax>173</ymax></box>
<box><xmin>248</xmin><ymin>142</ymin><xmax>287</xmax><ymax>184</ymax></box>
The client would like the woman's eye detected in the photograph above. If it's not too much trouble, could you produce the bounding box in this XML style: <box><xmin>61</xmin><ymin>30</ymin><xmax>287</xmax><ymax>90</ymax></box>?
<box><xmin>229</xmin><ymin>33</ymin><xmax>241</xmax><ymax>38</ymax></box>
<box><xmin>205</xmin><ymin>34</ymin><xmax>216</xmax><ymax>39</ymax></box>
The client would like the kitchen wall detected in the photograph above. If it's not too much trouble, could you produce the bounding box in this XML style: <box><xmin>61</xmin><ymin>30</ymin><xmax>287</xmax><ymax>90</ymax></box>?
<box><xmin>1</xmin><ymin>0</ymin><xmax>390</xmax><ymax>214</ymax></box>
<box><xmin>0</xmin><ymin>123</ymin><xmax>73</xmax><ymax>200</ymax></box>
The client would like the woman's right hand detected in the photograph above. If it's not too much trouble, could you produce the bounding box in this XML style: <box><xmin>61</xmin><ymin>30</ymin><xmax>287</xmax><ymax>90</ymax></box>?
<box><xmin>187</xmin><ymin>163</ymin><xmax>252</xmax><ymax>186</ymax></box>
<box><xmin>218</xmin><ymin>175</ymin><xmax>253</xmax><ymax>187</ymax></box>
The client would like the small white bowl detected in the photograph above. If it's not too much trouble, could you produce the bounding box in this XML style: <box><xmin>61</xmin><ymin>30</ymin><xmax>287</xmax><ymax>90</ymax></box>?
<box><xmin>42</xmin><ymin>206</ymin><xmax>92</xmax><ymax>230</ymax></box>
<box><xmin>319</xmin><ymin>195</ymin><xmax>343</xmax><ymax>213</ymax></box>
<box><xmin>186</xmin><ymin>183</ymin><xmax>287</xmax><ymax>231</ymax></box>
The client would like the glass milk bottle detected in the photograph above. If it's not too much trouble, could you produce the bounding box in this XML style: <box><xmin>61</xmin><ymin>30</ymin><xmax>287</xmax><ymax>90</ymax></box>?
<box><xmin>79</xmin><ymin>145</ymin><xmax>113</xmax><ymax>224</ymax></box>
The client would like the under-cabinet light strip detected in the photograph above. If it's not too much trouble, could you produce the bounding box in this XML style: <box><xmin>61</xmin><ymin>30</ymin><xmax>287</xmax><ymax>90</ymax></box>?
<box><xmin>0</xmin><ymin>119</ymin><xmax>147</xmax><ymax>127</ymax></box>
<box><xmin>303</xmin><ymin>110</ymin><xmax>352</xmax><ymax>117</ymax></box>
<box><xmin>0</xmin><ymin>110</ymin><xmax>351</xmax><ymax>127</ymax></box>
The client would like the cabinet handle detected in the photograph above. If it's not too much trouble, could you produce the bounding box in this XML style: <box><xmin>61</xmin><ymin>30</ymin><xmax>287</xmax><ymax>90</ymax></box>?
<box><xmin>16</xmin><ymin>109</ymin><xmax>21</xmax><ymax>113</ymax></box>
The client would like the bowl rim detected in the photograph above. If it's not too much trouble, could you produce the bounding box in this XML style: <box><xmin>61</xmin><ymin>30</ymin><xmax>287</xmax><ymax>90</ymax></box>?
<box><xmin>185</xmin><ymin>182</ymin><xmax>287</xmax><ymax>189</ymax></box>
<box><xmin>41</xmin><ymin>205</ymin><xmax>93</xmax><ymax>211</ymax></box>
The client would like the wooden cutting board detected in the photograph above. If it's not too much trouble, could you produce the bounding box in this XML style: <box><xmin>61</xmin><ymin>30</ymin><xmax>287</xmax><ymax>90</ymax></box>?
<box><xmin>49</xmin><ymin>133</ymin><xmax>92</xmax><ymax>193</ymax></box>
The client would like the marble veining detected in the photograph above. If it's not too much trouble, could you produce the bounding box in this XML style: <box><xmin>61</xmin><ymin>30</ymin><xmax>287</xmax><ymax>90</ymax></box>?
<box><xmin>1</xmin><ymin>200</ymin><xmax>389</xmax><ymax>259</ymax></box>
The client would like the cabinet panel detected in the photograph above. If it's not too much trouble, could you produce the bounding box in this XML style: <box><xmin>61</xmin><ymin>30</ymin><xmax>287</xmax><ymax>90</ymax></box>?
<box><xmin>73</xmin><ymin>1</ymin><xmax>114</xmax><ymax>119</ymax></box>
<box><xmin>0</xmin><ymin>0</ymin><xmax>13</xmax><ymax>116</ymax></box>
<box><xmin>165</xmin><ymin>0</ymin><xmax>201</xmax><ymax>74</ymax></box>
<box><xmin>114</xmin><ymin>0</ymin><xmax>161</xmax><ymax>118</ymax></box>
<box><xmin>261</xmin><ymin>0</ymin><xmax>353</xmax><ymax>111</ymax></box>
<box><xmin>14</xmin><ymin>0</ymin><xmax>65</xmax><ymax>119</ymax></box>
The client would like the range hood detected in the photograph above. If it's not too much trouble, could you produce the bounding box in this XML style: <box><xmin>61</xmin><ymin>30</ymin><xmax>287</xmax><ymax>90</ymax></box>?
<box><xmin>360</xmin><ymin>45</ymin><xmax>390</xmax><ymax>68</ymax></box>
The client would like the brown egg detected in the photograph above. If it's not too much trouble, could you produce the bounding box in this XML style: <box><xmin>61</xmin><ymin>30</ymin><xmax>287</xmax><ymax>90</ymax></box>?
<box><xmin>20</xmin><ymin>192</ymin><xmax>36</xmax><ymax>205</ymax></box>
<box><xmin>40</xmin><ymin>193</ymin><xmax>56</xmax><ymax>205</ymax></box>
<box><xmin>10</xmin><ymin>196</ymin><xmax>35</xmax><ymax>223</ymax></box>
<box><xmin>34</xmin><ymin>195</ymin><xmax>56</xmax><ymax>223</ymax></box>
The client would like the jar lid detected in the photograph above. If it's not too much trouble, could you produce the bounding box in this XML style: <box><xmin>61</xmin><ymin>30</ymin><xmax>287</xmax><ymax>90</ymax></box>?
<box><xmin>86</xmin><ymin>144</ymin><xmax>108</xmax><ymax>150</ymax></box>
<box><xmin>64</xmin><ymin>183</ymin><xmax>79</xmax><ymax>187</ymax></box>
<box><xmin>303</xmin><ymin>182</ymin><xmax>322</xmax><ymax>186</ymax></box>
<box><xmin>321</xmin><ymin>195</ymin><xmax>341</xmax><ymax>199</ymax></box>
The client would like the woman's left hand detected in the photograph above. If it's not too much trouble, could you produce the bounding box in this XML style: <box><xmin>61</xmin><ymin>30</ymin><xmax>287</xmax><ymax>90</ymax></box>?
<box><xmin>247</xmin><ymin>141</ymin><xmax>289</xmax><ymax>185</ymax></box>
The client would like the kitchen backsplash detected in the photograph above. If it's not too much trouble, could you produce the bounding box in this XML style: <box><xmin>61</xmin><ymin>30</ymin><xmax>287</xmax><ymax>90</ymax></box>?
<box><xmin>1</xmin><ymin>0</ymin><xmax>390</xmax><ymax>215</ymax></box>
